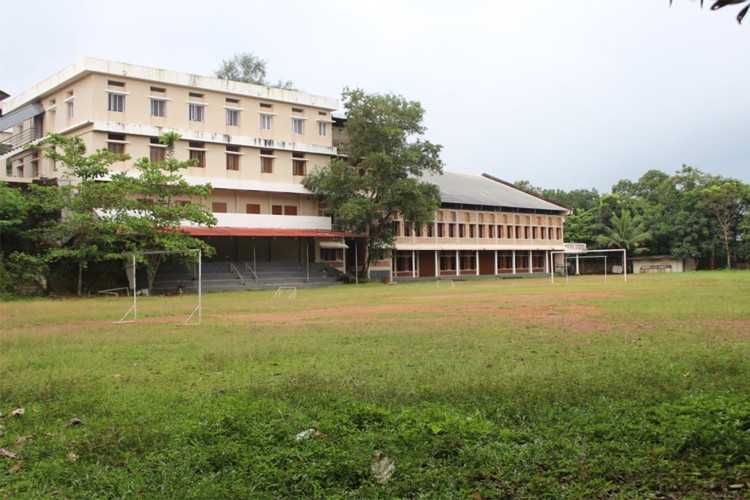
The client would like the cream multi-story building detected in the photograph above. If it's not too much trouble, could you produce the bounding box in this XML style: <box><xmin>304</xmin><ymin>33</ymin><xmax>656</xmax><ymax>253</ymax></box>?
<box><xmin>1</xmin><ymin>57</ymin><xmax>568</xmax><ymax>284</ymax></box>
<box><xmin>0</xmin><ymin>57</ymin><xmax>352</xmax><ymax>270</ymax></box>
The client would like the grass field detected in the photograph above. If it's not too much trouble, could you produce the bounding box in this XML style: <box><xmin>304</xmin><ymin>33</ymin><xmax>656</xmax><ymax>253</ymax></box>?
<box><xmin>1</xmin><ymin>272</ymin><xmax>749</xmax><ymax>498</ymax></box>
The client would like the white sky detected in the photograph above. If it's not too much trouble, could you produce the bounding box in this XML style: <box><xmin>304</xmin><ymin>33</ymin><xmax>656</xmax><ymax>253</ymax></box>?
<box><xmin>1</xmin><ymin>0</ymin><xmax>747</xmax><ymax>191</ymax></box>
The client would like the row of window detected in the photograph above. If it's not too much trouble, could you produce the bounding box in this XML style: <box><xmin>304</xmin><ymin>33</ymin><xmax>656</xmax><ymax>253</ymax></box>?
<box><xmin>211</xmin><ymin>202</ymin><xmax>299</xmax><ymax>215</ymax></box>
<box><xmin>106</xmin><ymin>134</ymin><xmax>309</xmax><ymax>176</ymax></box>
<box><xmin>92</xmin><ymin>80</ymin><xmax>330</xmax><ymax>136</ymax></box>
<box><xmin>395</xmin><ymin>251</ymin><xmax>548</xmax><ymax>273</ymax></box>
<box><xmin>394</xmin><ymin>221</ymin><xmax>562</xmax><ymax>241</ymax></box>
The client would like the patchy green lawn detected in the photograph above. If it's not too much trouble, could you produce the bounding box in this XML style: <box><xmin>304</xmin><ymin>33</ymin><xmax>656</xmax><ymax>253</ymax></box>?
<box><xmin>1</xmin><ymin>272</ymin><xmax>749</xmax><ymax>497</ymax></box>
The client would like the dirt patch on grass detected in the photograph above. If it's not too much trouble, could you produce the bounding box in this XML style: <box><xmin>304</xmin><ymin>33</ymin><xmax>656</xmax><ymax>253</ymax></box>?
<box><xmin>228</xmin><ymin>291</ymin><xmax>616</xmax><ymax>334</ymax></box>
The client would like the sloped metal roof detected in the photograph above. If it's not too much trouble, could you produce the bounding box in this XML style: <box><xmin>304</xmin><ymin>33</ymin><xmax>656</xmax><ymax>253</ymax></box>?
<box><xmin>0</xmin><ymin>102</ymin><xmax>44</xmax><ymax>132</ymax></box>
<box><xmin>421</xmin><ymin>171</ymin><xmax>568</xmax><ymax>213</ymax></box>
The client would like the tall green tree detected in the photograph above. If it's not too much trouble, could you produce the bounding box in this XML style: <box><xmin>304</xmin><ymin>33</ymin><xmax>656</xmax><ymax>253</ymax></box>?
<box><xmin>215</xmin><ymin>52</ymin><xmax>295</xmax><ymax>90</ymax></box>
<box><xmin>29</xmin><ymin>134</ymin><xmax>130</xmax><ymax>296</ymax></box>
<box><xmin>595</xmin><ymin>209</ymin><xmax>652</xmax><ymax>260</ymax></box>
<box><xmin>696</xmin><ymin>179</ymin><xmax>750</xmax><ymax>269</ymax></box>
<box><xmin>303</xmin><ymin>88</ymin><xmax>443</xmax><ymax>276</ymax></box>
<box><xmin>110</xmin><ymin>132</ymin><xmax>217</xmax><ymax>290</ymax></box>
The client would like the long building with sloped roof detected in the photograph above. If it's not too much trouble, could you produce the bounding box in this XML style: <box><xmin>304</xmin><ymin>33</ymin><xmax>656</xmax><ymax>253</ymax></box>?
<box><xmin>385</xmin><ymin>171</ymin><xmax>569</xmax><ymax>280</ymax></box>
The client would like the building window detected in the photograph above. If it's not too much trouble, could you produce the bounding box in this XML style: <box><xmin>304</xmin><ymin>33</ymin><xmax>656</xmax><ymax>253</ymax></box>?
<box><xmin>396</xmin><ymin>252</ymin><xmax>413</xmax><ymax>272</ymax></box>
<box><xmin>292</xmin><ymin>152</ymin><xmax>306</xmax><ymax>176</ymax></box>
<box><xmin>292</xmin><ymin>117</ymin><xmax>304</xmax><ymax>135</ymax></box>
<box><xmin>318</xmin><ymin>121</ymin><xmax>327</xmax><ymax>136</ymax></box>
<box><xmin>437</xmin><ymin>223</ymin><xmax>444</xmax><ymax>238</ymax></box>
<box><xmin>260</xmin><ymin>114</ymin><xmax>272</xmax><ymax>130</ymax></box>
<box><xmin>499</xmin><ymin>252</ymin><xmax>513</xmax><ymax>270</ymax></box>
<box><xmin>439</xmin><ymin>251</ymin><xmax>455</xmax><ymax>271</ymax></box>
<box><xmin>292</xmin><ymin>160</ymin><xmax>305</xmax><ymax>176</ymax></box>
<box><xmin>212</xmin><ymin>202</ymin><xmax>228</xmax><ymax>213</ymax></box>
<box><xmin>107</xmin><ymin>93</ymin><xmax>125</xmax><ymax>112</ymax></box>
<box><xmin>189</xmin><ymin>103</ymin><xmax>205</xmax><ymax>122</ymax></box>
<box><xmin>188</xmin><ymin>141</ymin><xmax>206</xmax><ymax>167</ymax></box>
<box><xmin>321</xmin><ymin>248</ymin><xmax>341</xmax><ymax>261</ymax></box>
<box><xmin>65</xmin><ymin>100</ymin><xmax>74</xmax><ymax>119</ymax></box>
<box><xmin>226</xmin><ymin>145</ymin><xmax>240</xmax><ymax>170</ymax></box>
<box><xmin>272</xmin><ymin>205</ymin><xmax>283</xmax><ymax>215</ymax></box>
<box><xmin>460</xmin><ymin>251</ymin><xmax>476</xmax><ymax>271</ymax></box>
<box><xmin>260</xmin><ymin>149</ymin><xmax>274</xmax><ymax>173</ymax></box>
<box><xmin>150</xmin><ymin>99</ymin><xmax>166</xmax><ymax>117</ymax></box>
<box><xmin>284</xmin><ymin>206</ymin><xmax>297</xmax><ymax>216</ymax></box>
<box><xmin>226</xmin><ymin>108</ymin><xmax>240</xmax><ymax>126</ymax></box>
<box><xmin>149</xmin><ymin>137</ymin><xmax>166</xmax><ymax>162</ymax></box>
<box><xmin>107</xmin><ymin>133</ymin><xmax>127</xmax><ymax>154</ymax></box>
<box><xmin>246</xmin><ymin>204</ymin><xmax>261</xmax><ymax>214</ymax></box>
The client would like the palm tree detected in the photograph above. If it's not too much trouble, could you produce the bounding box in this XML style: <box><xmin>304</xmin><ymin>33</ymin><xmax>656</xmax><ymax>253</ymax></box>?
<box><xmin>595</xmin><ymin>209</ymin><xmax>652</xmax><ymax>258</ymax></box>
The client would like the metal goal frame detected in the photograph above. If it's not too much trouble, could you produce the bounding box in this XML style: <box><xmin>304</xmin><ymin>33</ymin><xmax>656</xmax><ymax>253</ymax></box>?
<box><xmin>116</xmin><ymin>249</ymin><xmax>202</xmax><ymax>325</ymax></box>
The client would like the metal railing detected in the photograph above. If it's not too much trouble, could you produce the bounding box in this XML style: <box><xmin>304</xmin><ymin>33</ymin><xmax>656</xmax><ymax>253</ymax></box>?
<box><xmin>243</xmin><ymin>262</ymin><xmax>259</xmax><ymax>285</ymax></box>
<box><xmin>229</xmin><ymin>263</ymin><xmax>243</xmax><ymax>280</ymax></box>
<box><xmin>1</xmin><ymin>128</ymin><xmax>42</xmax><ymax>153</ymax></box>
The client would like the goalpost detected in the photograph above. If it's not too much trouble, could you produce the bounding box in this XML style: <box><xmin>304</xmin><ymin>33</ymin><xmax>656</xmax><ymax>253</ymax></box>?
<box><xmin>550</xmin><ymin>248</ymin><xmax>627</xmax><ymax>284</ymax></box>
<box><xmin>116</xmin><ymin>249</ymin><xmax>202</xmax><ymax>325</ymax></box>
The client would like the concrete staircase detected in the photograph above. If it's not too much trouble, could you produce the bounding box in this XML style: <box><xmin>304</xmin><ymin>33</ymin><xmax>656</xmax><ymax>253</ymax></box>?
<box><xmin>150</xmin><ymin>261</ymin><xmax>343</xmax><ymax>294</ymax></box>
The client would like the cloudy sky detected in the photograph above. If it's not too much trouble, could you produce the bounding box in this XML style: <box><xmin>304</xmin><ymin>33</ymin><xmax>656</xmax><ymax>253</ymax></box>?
<box><xmin>1</xmin><ymin>0</ymin><xmax>747</xmax><ymax>191</ymax></box>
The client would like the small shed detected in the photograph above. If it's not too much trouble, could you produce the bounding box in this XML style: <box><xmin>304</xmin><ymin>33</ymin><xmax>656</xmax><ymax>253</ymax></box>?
<box><xmin>631</xmin><ymin>255</ymin><xmax>695</xmax><ymax>274</ymax></box>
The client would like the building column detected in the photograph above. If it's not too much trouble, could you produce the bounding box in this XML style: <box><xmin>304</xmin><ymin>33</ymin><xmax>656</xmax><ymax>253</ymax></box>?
<box><xmin>455</xmin><ymin>251</ymin><xmax>460</xmax><ymax>276</ymax></box>
<box><xmin>544</xmin><ymin>251</ymin><xmax>549</xmax><ymax>273</ymax></box>
<box><xmin>435</xmin><ymin>250</ymin><xmax>439</xmax><ymax>277</ymax></box>
<box><xmin>512</xmin><ymin>250</ymin><xmax>516</xmax><ymax>275</ymax></box>
<box><xmin>528</xmin><ymin>250</ymin><xmax>533</xmax><ymax>274</ymax></box>
<box><xmin>412</xmin><ymin>250</ymin><xmax>416</xmax><ymax>278</ymax></box>
<box><xmin>575</xmin><ymin>254</ymin><xmax>581</xmax><ymax>275</ymax></box>
<box><xmin>494</xmin><ymin>250</ymin><xmax>498</xmax><ymax>276</ymax></box>
<box><xmin>476</xmin><ymin>250</ymin><xmax>480</xmax><ymax>276</ymax></box>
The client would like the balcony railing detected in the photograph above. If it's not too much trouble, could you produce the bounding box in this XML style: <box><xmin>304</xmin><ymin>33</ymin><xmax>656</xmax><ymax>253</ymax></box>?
<box><xmin>0</xmin><ymin>128</ymin><xmax>42</xmax><ymax>154</ymax></box>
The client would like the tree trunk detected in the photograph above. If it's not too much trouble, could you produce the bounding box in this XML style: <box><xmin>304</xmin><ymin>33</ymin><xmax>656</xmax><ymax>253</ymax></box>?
<box><xmin>723</xmin><ymin>232</ymin><xmax>732</xmax><ymax>269</ymax></box>
<box><xmin>77</xmin><ymin>262</ymin><xmax>83</xmax><ymax>297</ymax></box>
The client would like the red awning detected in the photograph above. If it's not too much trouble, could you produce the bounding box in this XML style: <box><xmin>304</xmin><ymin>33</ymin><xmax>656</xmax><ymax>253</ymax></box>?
<box><xmin>180</xmin><ymin>226</ymin><xmax>361</xmax><ymax>238</ymax></box>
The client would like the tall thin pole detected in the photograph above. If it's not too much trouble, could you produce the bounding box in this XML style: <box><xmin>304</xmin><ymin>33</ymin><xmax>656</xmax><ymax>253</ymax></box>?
<box><xmin>355</xmin><ymin>242</ymin><xmax>359</xmax><ymax>284</ymax></box>
<box><xmin>198</xmin><ymin>249</ymin><xmax>202</xmax><ymax>324</ymax></box>
<box><xmin>132</xmin><ymin>254</ymin><xmax>137</xmax><ymax>321</ymax></box>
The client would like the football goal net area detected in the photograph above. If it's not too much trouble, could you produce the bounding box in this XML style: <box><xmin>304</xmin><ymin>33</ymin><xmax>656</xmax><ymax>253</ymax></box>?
<box><xmin>116</xmin><ymin>249</ymin><xmax>202</xmax><ymax>325</ymax></box>
<box><xmin>550</xmin><ymin>249</ymin><xmax>627</xmax><ymax>284</ymax></box>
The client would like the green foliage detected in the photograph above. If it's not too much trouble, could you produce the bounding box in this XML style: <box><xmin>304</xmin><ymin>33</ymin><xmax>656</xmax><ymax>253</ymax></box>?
<box><xmin>695</xmin><ymin>179</ymin><xmax>750</xmax><ymax>269</ymax></box>
<box><xmin>1</xmin><ymin>251</ymin><xmax>48</xmax><ymax>295</ymax></box>
<box><xmin>304</xmin><ymin>88</ymin><xmax>443</xmax><ymax>275</ymax></box>
<box><xmin>595</xmin><ymin>209</ymin><xmax>652</xmax><ymax>256</ymax></box>
<box><xmin>25</xmin><ymin>134</ymin><xmax>132</xmax><ymax>295</ymax></box>
<box><xmin>109</xmin><ymin>133</ymin><xmax>216</xmax><ymax>289</ymax></box>
<box><xmin>2</xmin><ymin>133</ymin><xmax>215</xmax><ymax>295</ymax></box>
<box><xmin>522</xmin><ymin>166</ymin><xmax>750</xmax><ymax>269</ymax></box>
<box><xmin>214</xmin><ymin>52</ymin><xmax>295</xmax><ymax>90</ymax></box>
